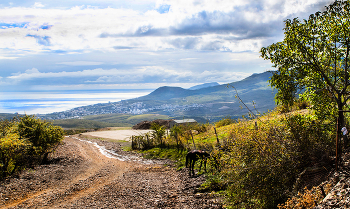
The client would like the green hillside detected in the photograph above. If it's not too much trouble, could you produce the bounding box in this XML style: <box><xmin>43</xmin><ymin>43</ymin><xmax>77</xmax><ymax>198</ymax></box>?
<box><xmin>51</xmin><ymin>113</ymin><xmax>170</xmax><ymax>129</ymax></box>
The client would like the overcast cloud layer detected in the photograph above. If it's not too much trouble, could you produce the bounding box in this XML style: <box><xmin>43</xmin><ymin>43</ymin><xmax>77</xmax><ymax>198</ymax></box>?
<box><xmin>0</xmin><ymin>0</ymin><xmax>333</xmax><ymax>114</ymax></box>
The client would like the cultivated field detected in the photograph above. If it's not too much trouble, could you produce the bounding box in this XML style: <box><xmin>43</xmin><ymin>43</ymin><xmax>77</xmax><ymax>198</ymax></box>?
<box><xmin>81</xmin><ymin>128</ymin><xmax>152</xmax><ymax>141</ymax></box>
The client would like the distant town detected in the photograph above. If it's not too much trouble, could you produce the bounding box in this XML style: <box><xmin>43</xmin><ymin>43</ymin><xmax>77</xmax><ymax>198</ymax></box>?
<box><xmin>39</xmin><ymin>101</ymin><xmax>205</xmax><ymax>120</ymax></box>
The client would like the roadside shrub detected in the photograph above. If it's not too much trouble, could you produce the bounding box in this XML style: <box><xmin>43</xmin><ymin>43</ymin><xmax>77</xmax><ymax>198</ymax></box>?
<box><xmin>207</xmin><ymin>149</ymin><xmax>226</xmax><ymax>174</ymax></box>
<box><xmin>18</xmin><ymin>115</ymin><xmax>64</xmax><ymax>163</ymax></box>
<box><xmin>212</xmin><ymin>111</ymin><xmax>334</xmax><ymax>208</ymax></box>
<box><xmin>282</xmin><ymin>114</ymin><xmax>334</xmax><ymax>169</ymax></box>
<box><xmin>215</xmin><ymin>116</ymin><xmax>235</xmax><ymax>128</ymax></box>
<box><xmin>0</xmin><ymin>124</ymin><xmax>29</xmax><ymax>178</ymax></box>
<box><xmin>0</xmin><ymin>118</ymin><xmax>17</xmax><ymax>138</ymax></box>
<box><xmin>223</xmin><ymin>119</ymin><xmax>296</xmax><ymax>208</ymax></box>
<box><xmin>192</xmin><ymin>123</ymin><xmax>210</xmax><ymax>133</ymax></box>
<box><xmin>199</xmin><ymin>173</ymin><xmax>227</xmax><ymax>192</ymax></box>
<box><xmin>0</xmin><ymin>115</ymin><xmax>64</xmax><ymax>179</ymax></box>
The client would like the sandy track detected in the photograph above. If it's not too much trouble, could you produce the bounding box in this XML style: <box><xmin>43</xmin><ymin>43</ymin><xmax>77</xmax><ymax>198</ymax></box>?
<box><xmin>0</xmin><ymin>135</ymin><xmax>222</xmax><ymax>208</ymax></box>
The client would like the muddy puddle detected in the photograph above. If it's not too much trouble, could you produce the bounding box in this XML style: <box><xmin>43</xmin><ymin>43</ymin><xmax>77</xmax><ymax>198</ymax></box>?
<box><xmin>67</xmin><ymin>136</ymin><xmax>159</xmax><ymax>164</ymax></box>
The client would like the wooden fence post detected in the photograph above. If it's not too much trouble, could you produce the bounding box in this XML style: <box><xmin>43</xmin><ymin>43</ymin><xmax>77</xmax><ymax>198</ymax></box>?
<box><xmin>214</xmin><ymin>127</ymin><xmax>220</xmax><ymax>144</ymax></box>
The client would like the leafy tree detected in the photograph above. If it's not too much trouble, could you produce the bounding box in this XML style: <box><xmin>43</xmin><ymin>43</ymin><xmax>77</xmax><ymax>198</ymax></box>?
<box><xmin>150</xmin><ymin>122</ymin><xmax>166</xmax><ymax>145</ymax></box>
<box><xmin>260</xmin><ymin>0</ymin><xmax>350</xmax><ymax>128</ymax></box>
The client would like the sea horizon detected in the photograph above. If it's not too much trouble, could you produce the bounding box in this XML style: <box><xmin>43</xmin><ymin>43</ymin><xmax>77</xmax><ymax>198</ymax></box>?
<box><xmin>0</xmin><ymin>89</ymin><xmax>154</xmax><ymax>115</ymax></box>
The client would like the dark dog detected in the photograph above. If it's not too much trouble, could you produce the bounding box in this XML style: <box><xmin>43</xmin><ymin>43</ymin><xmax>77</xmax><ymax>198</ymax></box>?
<box><xmin>185</xmin><ymin>150</ymin><xmax>210</xmax><ymax>176</ymax></box>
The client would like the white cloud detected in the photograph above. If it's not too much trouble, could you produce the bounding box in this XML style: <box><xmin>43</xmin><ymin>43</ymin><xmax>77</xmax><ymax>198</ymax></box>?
<box><xmin>0</xmin><ymin>0</ymin><xmax>333</xmax><ymax>55</ymax></box>
<box><xmin>0</xmin><ymin>56</ymin><xmax>19</xmax><ymax>60</ymax></box>
<box><xmin>58</xmin><ymin>61</ymin><xmax>104</xmax><ymax>66</ymax></box>
<box><xmin>8</xmin><ymin>68</ymin><xmax>106</xmax><ymax>80</ymax></box>
<box><xmin>230</xmin><ymin>52</ymin><xmax>262</xmax><ymax>61</ymax></box>
<box><xmin>3</xmin><ymin>64</ymin><xmax>252</xmax><ymax>87</ymax></box>
<box><xmin>33</xmin><ymin>2</ymin><xmax>45</xmax><ymax>8</ymax></box>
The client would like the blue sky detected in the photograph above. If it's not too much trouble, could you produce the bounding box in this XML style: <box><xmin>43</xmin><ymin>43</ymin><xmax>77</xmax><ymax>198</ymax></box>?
<box><xmin>0</xmin><ymin>0</ymin><xmax>333</xmax><ymax>114</ymax></box>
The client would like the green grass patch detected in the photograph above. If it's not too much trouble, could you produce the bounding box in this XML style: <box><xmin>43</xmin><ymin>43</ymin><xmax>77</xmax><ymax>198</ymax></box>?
<box><xmin>53</xmin><ymin>113</ymin><xmax>171</xmax><ymax>129</ymax></box>
<box><xmin>52</xmin><ymin>118</ymin><xmax>127</xmax><ymax>129</ymax></box>
<box><xmin>107</xmin><ymin>127</ymin><xmax>132</xmax><ymax>130</ymax></box>
<box><xmin>141</xmin><ymin>147</ymin><xmax>188</xmax><ymax>166</ymax></box>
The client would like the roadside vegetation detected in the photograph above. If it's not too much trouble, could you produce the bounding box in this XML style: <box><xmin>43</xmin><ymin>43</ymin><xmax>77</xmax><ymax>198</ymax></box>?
<box><xmin>0</xmin><ymin>115</ymin><xmax>64</xmax><ymax>180</ymax></box>
<box><xmin>131</xmin><ymin>102</ymin><xmax>336</xmax><ymax>208</ymax></box>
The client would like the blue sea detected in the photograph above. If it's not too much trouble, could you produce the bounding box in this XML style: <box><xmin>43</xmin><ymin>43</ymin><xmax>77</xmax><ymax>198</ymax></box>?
<box><xmin>0</xmin><ymin>89</ymin><xmax>153</xmax><ymax>115</ymax></box>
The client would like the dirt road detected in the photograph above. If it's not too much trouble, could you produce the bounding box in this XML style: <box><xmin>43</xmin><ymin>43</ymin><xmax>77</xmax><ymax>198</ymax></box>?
<box><xmin>0</xmin><ymin>135</ymin><xmax>222</xmax><ymax>208</ymax></box>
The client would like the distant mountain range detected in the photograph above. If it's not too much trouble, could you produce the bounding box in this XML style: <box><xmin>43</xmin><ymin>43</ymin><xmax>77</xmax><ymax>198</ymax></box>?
<box><xmin>40</xmin><ymin>71</ymin><xmax>277</xmax><ymax>123</ymax></box>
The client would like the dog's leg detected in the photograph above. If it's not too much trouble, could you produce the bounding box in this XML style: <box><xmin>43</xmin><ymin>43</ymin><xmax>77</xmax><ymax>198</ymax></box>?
<box><xmin>192</xmin><ymin>160</ymin><xmax>195</xmax><ymax>176</ymax></box>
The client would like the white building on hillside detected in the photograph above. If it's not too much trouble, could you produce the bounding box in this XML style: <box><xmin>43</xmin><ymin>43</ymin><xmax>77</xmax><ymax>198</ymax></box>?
<box><xmin>169</xmin><ymin>119</ymin><xmax>197</xmax><ymax>128</ymax></box>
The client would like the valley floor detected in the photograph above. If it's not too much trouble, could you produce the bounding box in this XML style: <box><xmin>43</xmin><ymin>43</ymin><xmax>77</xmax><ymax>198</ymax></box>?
<box><xmin>81</xmin><ymin>129</ymin><xmax>152</xmax><ymax>142</ymax></box>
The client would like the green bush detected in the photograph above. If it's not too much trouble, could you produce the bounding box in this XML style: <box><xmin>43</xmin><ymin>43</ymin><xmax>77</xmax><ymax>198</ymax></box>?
<box><xmin>0</xmin><ymin>124</ymin><xmax>29</xmax><ymax>178</ymax></box>
<box><xmin>215</xmin><ymin>116</ymin><xmax>235</xmax><ymax>128</ymax></box>
<box><xmin>18</xmin><ymin>115</ymin><xmax>64</xmax><ymax>163</ymax></box>
<box><xmin>0</xmin><ymin>115</ymin><xmax>64</xmax><ymax>179</ymax></box>
<box><xmin>206</xmin><ymin>111</ymin><xmax>334</xmax><ymax>208</ymax></box>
